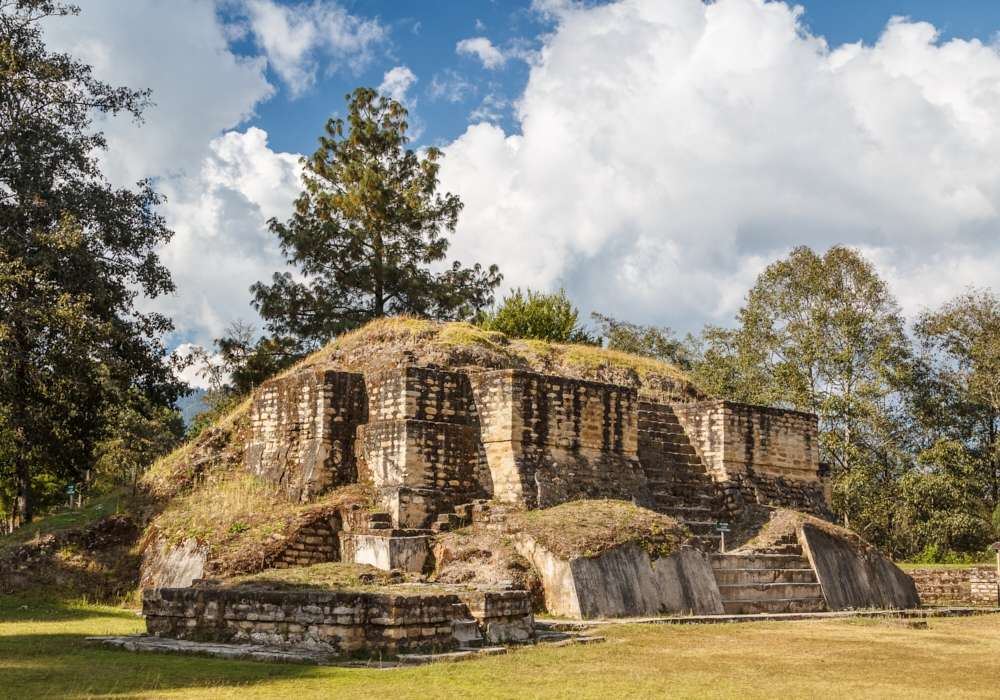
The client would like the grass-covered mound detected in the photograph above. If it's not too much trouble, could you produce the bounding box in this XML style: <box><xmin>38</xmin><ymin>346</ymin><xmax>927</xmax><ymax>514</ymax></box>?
<box><xmin>506</xmin><ymin>500</ymin><xmax>689</xmax><ymax>560</ymax></box>
<box><xmin>216</xmin><ymin>561</ymin><xmax>467</xmax><ymax>594</ymax></box>
<box><xmin>303</xmin><ymin>318</ymin><xmax>704</xmax><ymax>404</ymax></box>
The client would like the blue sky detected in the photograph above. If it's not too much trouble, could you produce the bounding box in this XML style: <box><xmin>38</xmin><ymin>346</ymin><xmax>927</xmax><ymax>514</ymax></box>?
<box><xmin>235</xmin><ymin>0</ymin><xmax>1000</xmax><ymax>155</ymax></box>
<box><xmin>40</xmin><ymin>0</ymin><xmax>1000</xmax><ymax>372</ymax></box>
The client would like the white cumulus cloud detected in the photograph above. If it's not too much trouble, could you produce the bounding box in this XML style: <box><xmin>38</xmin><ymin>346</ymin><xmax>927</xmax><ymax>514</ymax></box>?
<box><xmin>439</xmin><ymin>0</ymin><xmax>1000</xmax><ymax>331</ymax></box>
<box><xmin>457</xmin><ymin>37</ymin><xmax>508</xmax><ymax>69</ymax></box>
<box><xmin>378</xmin><ymin>65</ymin><xmax>418</xmax><ymax>104</ymax></box>
<box><xmin>241</xmin><ymin>0</ymin><xmax>387</xmax><ymax>96</ymax></box>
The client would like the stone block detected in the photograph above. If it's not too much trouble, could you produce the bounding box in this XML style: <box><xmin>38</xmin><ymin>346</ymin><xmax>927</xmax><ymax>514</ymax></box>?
<box><xmin>339</xmin><ymin>533</ymin><xmax>429</xmax><ymax>572</ymax></box>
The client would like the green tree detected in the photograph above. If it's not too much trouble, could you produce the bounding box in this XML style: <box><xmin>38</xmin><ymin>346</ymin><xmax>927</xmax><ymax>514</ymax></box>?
<box><xmin>591</xmin><ymin>313</ymin><xmax>690</xmax><ymax>368</ymax></box>
<box><xmin>477</xmin><ymin>287</ymin><xmax>593</xmax><ymax>343</ymax></box>
<box><xmin>186</xmin><ymin>320</ymin><xmax>301</xmax><ymax>439</ymax></box>
<box><xmin>901</xmin><ymin>287</ymin><xmax>1000</xmax><ymax>553</ymax></box>
<box><xmin>252</xmin><ymin>87</ymin><xmax>502</xmax><ymax>348</ymax></box>
<box><xmin>689</xmin><ymin>246</ymin><xmax>914</xmax><ymax>551</ymax></box>
<box><xmin>0</xmin><ymin>1</ymin><xmax>181</xmax><ymax>524</ymax></box>
<box><xmin>94</xmin><ymin>394</ymin><xmax>185</xmax><ymax>499</ymax></box>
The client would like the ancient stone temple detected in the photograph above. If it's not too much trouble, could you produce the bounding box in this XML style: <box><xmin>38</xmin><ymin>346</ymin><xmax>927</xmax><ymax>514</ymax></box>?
<box><xmin>140</xmin><ymin>357</ymin><xmax>919</xmax><ymax>651</ymax></box>
<box><xmin>243</xmin><ymin>364</ymin><xmax>833</xmax><ymax>535</ymax></box>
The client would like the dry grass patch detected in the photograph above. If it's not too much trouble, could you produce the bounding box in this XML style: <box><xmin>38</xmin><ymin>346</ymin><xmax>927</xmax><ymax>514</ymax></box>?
<box><xmin>149</xmin><ymin>479</ymin><xmax>372</xmax><ymax>577</ymax></box>
<box><xmin>508</xmin><ymin>500</ymin><xmax>689</xmax><ymax>559</ymax></box>
<box><xmin>220</xmin><ymin>561</ymin><xmax>440</xmax><ymax>592</ymax></box>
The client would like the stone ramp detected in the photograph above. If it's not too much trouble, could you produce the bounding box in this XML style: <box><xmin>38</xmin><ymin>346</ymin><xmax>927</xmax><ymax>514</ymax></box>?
<box><xmin>638</xmin><ymin>403</ymin><xmax>725</xmax><ymax>549</ymax></box>
<box><xmin>710</xmin><ymin>539</ymin><xmax>828</xmax><ymax>615</ymax></box>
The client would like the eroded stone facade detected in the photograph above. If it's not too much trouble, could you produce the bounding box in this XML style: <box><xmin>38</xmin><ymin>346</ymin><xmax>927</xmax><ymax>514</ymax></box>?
<box><xmin>471</xmin><ymin>370</ymin><xmax>647</xmax><ymax>509</ymax></box>
<box><xmin>240</xmin><ymin>367</ymin><xmax>832</xmax><ymax>526</ymax></box>
<box><xmin>243</xmin><ymin>370</ymin><xmax>368</xmax><ymax>502</ymax></box>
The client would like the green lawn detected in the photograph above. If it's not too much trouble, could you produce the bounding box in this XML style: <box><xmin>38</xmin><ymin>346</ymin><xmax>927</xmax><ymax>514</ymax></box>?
<box><xmin>4</xmin><ymin>593</ymin><xmax>1000</xmax><ymax>699</ymax></box>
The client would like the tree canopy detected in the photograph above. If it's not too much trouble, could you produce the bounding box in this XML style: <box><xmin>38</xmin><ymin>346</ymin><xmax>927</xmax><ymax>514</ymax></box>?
<box><xmin>476</xmin><ymin>287</ymin><xmax>593</xmax><ymax>343</ymax></box>
<box><xmin>252</xmin><ymin>87</ymin><xmax>502</xmax><ymax>349</ymax></box>
<box><xmin>0</xmin><ymin>0</ymin><xmax>181</xmax><ymax>524</ymax></box>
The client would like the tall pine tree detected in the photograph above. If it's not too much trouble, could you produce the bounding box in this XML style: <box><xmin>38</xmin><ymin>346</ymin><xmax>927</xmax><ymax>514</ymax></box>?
<box><xmin>252</xmin><ymin>88</ymin><xmax>502</xmax><ymax>348</ymax></box>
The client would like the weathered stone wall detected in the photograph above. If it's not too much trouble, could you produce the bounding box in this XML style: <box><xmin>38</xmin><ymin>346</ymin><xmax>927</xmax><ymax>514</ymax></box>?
<box><xmin>271</xmin><ymin>515</ymin><xmax>342</xmax><ymax>570</ymax></box>
<box><xmin>356</xmin><ymin>368</ymin><xmax>482</xmax><ymax>528</ymax></box>
<box><xmin>672</xmin><ymin>400</ymin><xmax>831</xmax><ymax>516</ymax></box>
<box><xmin>908</xmin><ymin>566</ymin><xmax>999</xmax><ymax>606</ymax></box>
<box><xmin>470</xmin><ymin>370</ymin><xmax>647</xmax><ymax>510</ymax></box>
<box><xmin>244</xmin><ymin>370</ymin><xmax>368</xmax><ymax>502</ymax></box>
<box><xmin>143</xmin><ymin>586</ymin><xmax>533</xmax><ymax>655</ymax></box>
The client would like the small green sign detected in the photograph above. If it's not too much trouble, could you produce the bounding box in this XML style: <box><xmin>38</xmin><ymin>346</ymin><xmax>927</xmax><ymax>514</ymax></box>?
<box><xmin>715</xmin><ymin>522</ymin><xmax>731</xmax><ymax>533</ymax></box>
<box><xmin>66</xmin><ymin>485</ymin><xmax>75</xmax><ymax>495</ymax></box>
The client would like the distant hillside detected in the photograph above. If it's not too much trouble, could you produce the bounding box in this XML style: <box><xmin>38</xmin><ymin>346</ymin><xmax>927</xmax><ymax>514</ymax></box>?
<box><xmin>174</xmin><ymin>388</ymin><xmax>207</xmax><ymax>428</ymax></box>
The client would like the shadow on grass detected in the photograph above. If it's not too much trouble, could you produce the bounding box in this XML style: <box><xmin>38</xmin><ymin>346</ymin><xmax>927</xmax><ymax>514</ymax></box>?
<box><xmin>0</xmin><ymin>629</ymin><xmax>336</xmax><ymax>699</ymax></box>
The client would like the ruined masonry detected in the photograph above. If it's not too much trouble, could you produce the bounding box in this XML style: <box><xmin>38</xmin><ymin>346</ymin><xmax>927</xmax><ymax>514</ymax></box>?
<box><xmin>243</xmin><ymin>365</ymin><xmax>833</xmax><ymax>551</ymax></box>
<box><xmin>141</xmin><ymin>362</ymin><xmax>923</xmax><ymax>649</ymax></box>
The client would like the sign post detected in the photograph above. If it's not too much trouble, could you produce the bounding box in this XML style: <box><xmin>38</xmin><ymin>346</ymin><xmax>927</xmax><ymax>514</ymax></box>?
<box><xmin>715</xmin><ymin>521</ymin><xmax>731</xmax><ymax>553</ymax></box>
<box><xmin>66</xmin><ymin>484</ymin><xmax>75</xmax><ymax>508</ymax></box>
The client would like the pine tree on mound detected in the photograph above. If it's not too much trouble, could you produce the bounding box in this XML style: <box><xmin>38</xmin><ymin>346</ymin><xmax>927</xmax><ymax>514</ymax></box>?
<box><xmin>252</xmin><ymin>87</ymin><xmax>502</xmax><ymax>350</ymax></box>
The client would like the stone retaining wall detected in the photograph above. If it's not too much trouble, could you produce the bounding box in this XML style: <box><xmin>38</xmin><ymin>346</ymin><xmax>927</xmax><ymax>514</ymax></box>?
<box><xmin>908</xmin><ymin>566</ymin><xmax>999</xmax><ymax>606</ymax></box>
<box><xmin>271</xmin><ymin>517</ymin><xmax>342</xmax><ymax>569</ymax></box>
<box><xmin>244</xmin><ymin>370</ymin><xmax>368</xmax><ymax>502</ymax></box>
<box><xmin>143</xmin><ymin>587</ymin><xmax>533</xmax><ymax>656</ymax></box>
<box><xmin>357</xmin><ymin>368</ymin><xmax>483</xmax><ymax>528</ymax></box>
<box><xmin>672</xmin><ymin>400</ymin><xmax>831</xmax><ymax>512</ymax></box>
<box><xmin>470</xmin><ymin>370</ymin><xmax>647</xmax><ymax>509</ymax></box>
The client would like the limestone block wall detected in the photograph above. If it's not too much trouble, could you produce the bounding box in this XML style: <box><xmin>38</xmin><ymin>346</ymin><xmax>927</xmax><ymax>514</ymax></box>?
<box><xmin>271</xmin><ymin>516</ymin><xmax>342</xmax><ymax>569</ymax></box>
<box><xmin>669</xmin><ymin>400</ymin><xmax>831</xmax><ymax>518</ymax></box>
<box><xmin>470</xmin><ymin>370</ymin><xmax>647</xmax><ymax>509</ymax></box>
<box><xmin>356</xmin><ymin>368</ymin><xmax>482</xmax><ymax>528</ymax></box>
<box><xmin>243</xmin><ymin>370</ymin><xmax>368</xmax><ymax>502</ymax></box>
<box><xmin>909</xmin><ymin>566</ymin><xmax>999</xmax><ymax>606</ymax></box>
<box><xmin>671</xmin><ymin>400</ymin><xmax>820</xmax><ymax>480</ymax></box>
<box><xmin>143</xmin><ymin>587</ymin><xmax>533</xmax><ymax>656</ymax></box>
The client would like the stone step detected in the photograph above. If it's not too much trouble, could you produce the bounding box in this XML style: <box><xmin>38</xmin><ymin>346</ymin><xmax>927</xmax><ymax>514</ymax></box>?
<box><xmin>709</xmin><ymin>553</ymin><xmax>814</xmax><ymax>570</ymax></box>
<box><xmin>713</xmin><ymin>568</ymin><xmax>819</xmax><ymax>585</ymax></box>
<box><xmin>716</xmin><ymin>582</ymin><xmax>824</xmax><ymax>601</ymax></box>
<box><xmin>721</xmin><ymin>598</ymin><xmax>828</xmax><ymax>615</ymax></box>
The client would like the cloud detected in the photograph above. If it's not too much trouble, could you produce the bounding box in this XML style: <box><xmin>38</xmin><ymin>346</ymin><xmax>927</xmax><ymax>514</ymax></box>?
<box><xmin>428</xmin><ymin>69</ymin><xmax>475</xmax><ymax>102</ymax></box>
<box><xmin>152</xmin><ymin>128</ymin><xmax>302</xmax><ymax>347</ymax></box>
<box><xmin>241</xmin><ymin>0</ymin><xmax>387</xmax><ymax>96</ymax></box>
<box><xmin>378</xmin><ymin>65</ymin><xmax>418</xmax><ymax>104</ymax></box>
<box><xmin>41</xmin><ymin>1</ymin><xmax>301</xmax><ymax>352</ymax></box>
<box><xmin>457</xmin><ymin>37</ymin><xmax>508</xmax><ymax>69</ymax></box>
<box><xmin>438</xmin><ymin>0</ymin><xmax>1000</xmax><ymax>332</ymax></box>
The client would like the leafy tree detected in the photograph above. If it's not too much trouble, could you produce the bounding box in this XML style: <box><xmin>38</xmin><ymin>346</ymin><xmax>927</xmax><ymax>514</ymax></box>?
<box><xmin>901</xmin><ymin>287</ymin><xmax>1000</xmax><ymax>553</ymax></box>
<box><xmin>689</xmin><ymin>246</ymin><xmax>914</xmax><ymax>550</ymax></box>
<box><xmin>187</xmin><ymin>320</ymin><xmax>300</xmax><ymax>438</ymax></box>
<box><xmin>0</xmin><ymin>1</ymin><xmax>181</xmax><ymax>524</ymax></box>
<box><xmin>591</xmin><ymin>313</ymin><xmax>690</xmax><ymax>368</ymax></box>
<box><xmin>477</xmin><ymin>287</ymin><xmax>594</xmax><ymax>343</ymax></box>
<box><xmin>252</xmin><ymin>87</ymin><xmax>502</xmax><ymax>348</ymax></box>
<box><xmin>94</xmin><ymin>394</ymin><xmax>185</xmax><ymax>499</ymax></box>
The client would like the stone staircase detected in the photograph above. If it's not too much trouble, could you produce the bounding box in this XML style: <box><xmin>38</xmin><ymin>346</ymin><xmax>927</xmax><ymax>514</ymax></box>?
<box><xmin>638</xmin><ymin>403</ymin><xmax>726</xmax><ymax>549</ymax></box>
<box><xmin>709</xmin><ymin>534</ymin><xmax>827</xmax><ymax>614</ymax></box>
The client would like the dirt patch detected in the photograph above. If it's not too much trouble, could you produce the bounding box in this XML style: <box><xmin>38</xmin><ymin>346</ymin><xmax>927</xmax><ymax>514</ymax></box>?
<box><xmin>505</xmin><ymin>500</ymin><xmax>689</xmax><ymax>560</ymax></box>
<box><xmin>0</xmin><ymin>515</ymin><xmax>141</xmax><ymax>603</ymax></box>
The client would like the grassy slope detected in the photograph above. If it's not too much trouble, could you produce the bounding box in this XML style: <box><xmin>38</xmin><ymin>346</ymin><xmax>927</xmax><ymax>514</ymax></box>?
<box><xmin>3</xmin><ymin>597</ymin><xmax>1000</xmax><ymax>699</ymax></box>
<box><xmin>0</xmin><ymin>492</ymin><xmax>129</xmax><ymax>548</ymax></box>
